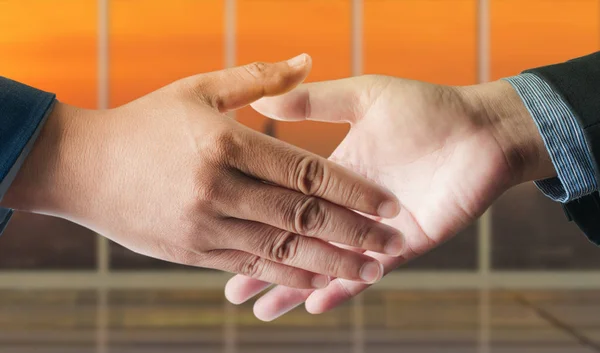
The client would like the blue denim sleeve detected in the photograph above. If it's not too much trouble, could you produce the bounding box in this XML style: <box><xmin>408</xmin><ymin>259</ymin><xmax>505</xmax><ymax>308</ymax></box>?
<box><xmin>0</xmin><ymin>77</ymin><xmax>56</xmax><ymax>234</ymax></box>
<box><xmin>504</xmin><ymin>73</ymin><xmax>598</xmax><ymax>203</ymax></box>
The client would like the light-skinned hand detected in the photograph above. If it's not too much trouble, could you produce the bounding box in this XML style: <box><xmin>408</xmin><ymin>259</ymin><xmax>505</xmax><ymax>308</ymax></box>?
<box><xmin>225</xmin><ymin>75</ymin><xmax>554</xmax><ymax>320</ymax></box>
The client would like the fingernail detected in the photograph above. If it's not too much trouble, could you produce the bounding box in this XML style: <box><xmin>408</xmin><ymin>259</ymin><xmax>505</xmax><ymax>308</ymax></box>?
<box><xmin>312</xmin><ymin>275</ymin><xmax>330</xmax><ymax>289</ymax></box>
<box><xmin>384</xmin><ymin>235</ymin><xmax>404</xmax><ymax>256</ymax></box>
<box><xmin>359</xmin><ymin>262</ymin><xmax>383</xmax><ymax>283</ymax></box>
<box><xmin>378</xmin><ymin>200</ymin><xmax>400</xmax><ymax>218</ymax></box>
<box><xmin>287</xmin><ymin>53</ymin><xmax>307</xmax><ymax>67</ymax></box>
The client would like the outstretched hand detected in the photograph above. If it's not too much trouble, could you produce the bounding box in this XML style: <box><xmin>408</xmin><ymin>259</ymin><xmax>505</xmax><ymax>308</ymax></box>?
<box><xmin>225</xmin><ymin>75</ymin><xmax>554</xmax><ymax>320</ymax></box>
<box><xmin>2</xmin><ymin>59</ymin><xmax>404</xmax><ymax>288</ymax></box>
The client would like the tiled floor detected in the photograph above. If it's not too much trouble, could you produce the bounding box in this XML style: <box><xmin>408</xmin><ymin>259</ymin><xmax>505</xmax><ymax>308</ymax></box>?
<box><xmin>0</xmin><ymin>289</ymin><xmax>599</xmax><ymax>352</ymax></box>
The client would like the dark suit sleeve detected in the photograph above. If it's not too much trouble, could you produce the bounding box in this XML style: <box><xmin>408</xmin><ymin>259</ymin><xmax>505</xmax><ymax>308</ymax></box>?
<box><xmin>0</xmin><ymin>77</ymin><xmax>56</xmax><ymax>234</ymax></box>
<box><xmin>524</xmin><ymin>52</ymin><xmax>600</xmax><ymax>245</ymax></box>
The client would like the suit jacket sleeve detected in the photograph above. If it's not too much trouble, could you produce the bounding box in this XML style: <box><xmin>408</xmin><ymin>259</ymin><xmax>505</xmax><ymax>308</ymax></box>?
<box><xmin>525</xmin><ymin>52</ymin><xmax>600</xmax><ymax>245</ymax></box>
<box><xmin>0</xmin><ymin>77</ymin><xmax>56</xmax><ymax>234</ymax></box>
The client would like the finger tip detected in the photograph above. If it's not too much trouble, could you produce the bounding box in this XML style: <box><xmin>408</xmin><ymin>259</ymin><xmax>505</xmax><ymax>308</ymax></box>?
<box><xmin>305</xmin><ymin>292</ymin><xmax>331</xmax><ymax>315</ymax></box>
<box><xmin>253</xmin><ymin>307</ymin><xmax>276</xmax><ymax>322</ymax></box>
<box><xmin>304</xmin><ymin>286</ymin><xmax>326</xmax><ymax>308</ymax></box>
<box><xmin>359</xmin><ymin>260</ymin><xmax>385</xmax><ymax>284</ymax></box>
<box><xmin>311</xmin><ymin>275</ymin><xmax>331</xmax><ymax>289</ymax></box>
<box><xmin>305</xmin><ymin>301</ymin><xmax>324</xmax><ymax>315</ymax></box>
<box><xmin>226</xmin><ymin>297</ymin><xmax>246</xmax><ymax>306</ymax></box>
<box><xmin>294</xmin><ymin>54</ymin><xmax>312</xmax><ymax>80</ymax></box>
<box><xmin>253</xmin><ymin>303</ymin><xmax>289</xmax><ymax>322</ymax></box>
<box><xmin>378</xmin><ymin>199</ymin><xmax>401</xmax><ymax>219</ymax></box>
<box><xmin>377</xmin><ymin>262</ymin><xmax>385</xmax><ymax>282</ymax></box>
<box><xmin>224</xmin><ymin>284</ymin><xmax>245</xmax><ymax>305</ymax></box>
<box><xmin>254</xmin><ymin>294</ymin><xmax>305</xmax><ymax>322</ymax></box>
<box><xmin>304</xmin><ymin>53</ymin><xmax>313</xmax><ymax>69</ymax></box>
<box><xmin>384</xmin><ymin>234</ymin><xmax>405</xmax><ymax>257</ymax></box>
<box><xmin>287</xmin><ymin>53</ymin><xmax>311</xmax><ymax>70</ymax></box>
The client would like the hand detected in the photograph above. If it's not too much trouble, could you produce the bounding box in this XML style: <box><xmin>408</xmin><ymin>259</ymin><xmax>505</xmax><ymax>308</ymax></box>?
<box><xmin>1</xmin><ymin>58</ymin><xmax>404</xmax><ymax>288</ymax></box>
<box><xmin>225</xmin><ymin>75</ymin><xmax>555</xmax><ymax>320</ymax></box>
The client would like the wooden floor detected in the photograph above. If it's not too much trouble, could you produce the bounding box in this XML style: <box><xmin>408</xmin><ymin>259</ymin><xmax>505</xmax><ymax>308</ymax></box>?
<box><xmin>0</xmin><ymin>289</ymin><xmax>599</xmax><ymax>352</ymax></box>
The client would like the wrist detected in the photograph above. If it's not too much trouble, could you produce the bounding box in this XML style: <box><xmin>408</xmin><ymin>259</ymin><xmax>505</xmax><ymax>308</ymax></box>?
<box><xmin>459</xmin><ymin>79</ymin><xmax>556</xmax><ymax>186</ymax></box>
<box><xmin>0</xmin><ymin>103</ymin><xmax>100</xmax><ymax>218</ymax></box>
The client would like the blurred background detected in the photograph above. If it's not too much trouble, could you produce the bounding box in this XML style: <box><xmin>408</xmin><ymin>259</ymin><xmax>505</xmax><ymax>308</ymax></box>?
<box><xmin>1</xmin><ymin>0</ymin><xmax>600</xmax><ymax>352</ymax></box>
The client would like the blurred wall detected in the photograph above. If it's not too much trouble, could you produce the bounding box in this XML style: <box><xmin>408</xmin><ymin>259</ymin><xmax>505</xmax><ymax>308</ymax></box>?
<box><xmin>0</xmin><ymin>0</ymin><xmax>598</xmax><ymax>271</ymax></box>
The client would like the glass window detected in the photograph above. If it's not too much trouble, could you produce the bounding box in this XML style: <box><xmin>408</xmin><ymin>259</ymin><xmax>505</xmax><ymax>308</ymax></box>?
<box><xmin>236</xmin><ymin>0</ymin><xmax>351</xmax><ymax>158</ymax></box>
<box><xmin>490</xmin><ymin>0</ymin><xmax>599</xmax><ymax>79</ymax></box>
<box><xmin>364</xmin><ymin>290</ymin><xmax>479</xmax><ymax>351</ymax></box>
<box><xmin>493</xmin><ymin>184</ymin><xmax>600</xmax><ymax>269</ymax></box>
<box><xmin>108</xmin><ymin>290</ymin><xmax>224</xmax><ymax>352</ymax></box>
<box><xmin>364</xmin><ymin>0</ymin><xmax>477</xmax><ymax>85</ymax></box>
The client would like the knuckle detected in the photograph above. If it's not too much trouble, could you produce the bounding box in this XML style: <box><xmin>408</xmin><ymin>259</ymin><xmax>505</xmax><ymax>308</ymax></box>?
<box><xmin>183</xmin><ymin>225</ymin><xmax>215</xmax><ymax>253</ymax></box>
<box><xmin>269</xmin><ymin>232</ymin><xmax>301</xmax><ymax>262</ymax></box>
<box><xmin>240</xmin><ymin>255</ymin><xmax>266</xmax><ymax>278</ymax></box>
<box><xmin>185</xmin><ymin>74</ymin><xmax>232</xmax><ymax>112</ymax></box>
<box><xmin>158</xmin><ymin>242</ymin><xmax>202</xmax><ymax>266</ymax></box>
<box><xmin>186</xmin><ymin>77</ymin><xmax>219</xmax><ymax>107</ymax></box>
<box><xmin>174</xmin><ymin>250</ymin><xmax>200</xmax><ymax>266</ymax></box>
<box><xmin>244</xmin><ymin>62</ymin><xmax>270</xmax><ymax>79</ymax></box>
<box><xmin>293</xmin><ymin>197</ymin><xmax>326</xmax><ymax>235</ymax></box>
<box><xmin>194</xmin><ymin>175</ymin><xmax>224</xmax><ymax>204</ymax></box>
<box><xmin>204</xmin><ymin>92</ymin><xmax>226</xmax><ymax>111</ymax></box>
<box><xmin>268</xmin><ymin>71</ymin><xmax>292</xmax><ymax>90</ymax></box>
<box><xmin>294</xmin><ymin>157</ymin><xmax>325</xmax><ymax>195</ymax></box>
<box><xmin>207</xmin><ymin>128</ymin><xmax>242</xmax><ymax>163</ymax></box>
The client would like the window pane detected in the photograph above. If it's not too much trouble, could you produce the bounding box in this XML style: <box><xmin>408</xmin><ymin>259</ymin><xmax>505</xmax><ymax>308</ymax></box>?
<box><xmin>364</xmin><ymin>290</ymin><xmax>479</xmax><ymax>351</ymax></box>
<box><xmin>0</xmin><ymin>0</ymin><xmax>97</xmax><ymax>269</ymax></box>
<box><xmin>364</xmin><ymin>0</ymin><xmax>477</xmax><ymax>85</ymax></box>
<box><xmin>490</xmin><ymin>0</ymin><xmax>600</xmax><ymax>270</ymax></box>
<box><xmin>108</xmin><ymin>290</ymin><xmax>224</xmax><ymax>352</ymax></box>
<box><xmin>109</xmin><ymin>0</ymin><xmax>224</xmax><ymax>270</ymax></box>
<box><xmin>491</xmin><ymin>0</ymin><xmax>599</xmax><ymax>79</ymax></box>
<box><xmin>0</xmin><ymin>290</ymin><xmax>97</xmax><ymax>349</ymax></box>
<box><xmin>236</xmin><ymin>0</ymin><xmax>351</xmax><ymax>157</ymax></box>
<box><xmin>493</xmin><ymin>184</ymin><xmax>600</xmax><ymax>269</ymax></box>
<box><xmin>364</xmin><ymin>0</ymin><xmax>478</xmax><ymax>270</ymax></box>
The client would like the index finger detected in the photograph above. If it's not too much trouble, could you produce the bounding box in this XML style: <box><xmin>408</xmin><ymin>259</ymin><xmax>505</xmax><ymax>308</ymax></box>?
<box><xmin>231</xmin><ymin>130</ymin><xmax>400</xmax><ymax>218</ymax></box>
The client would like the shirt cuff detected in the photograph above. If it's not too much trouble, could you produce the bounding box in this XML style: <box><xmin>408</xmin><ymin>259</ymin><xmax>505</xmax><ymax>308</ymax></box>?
<box><xmin>0</xmin><ymin>104</ymin><xmax>54</xmax><ymax>235</ymax></box>
<box><xmin>0</xmin><ymin>77</ymin><xmax>56</xmax><ymax>235</ymax></box>
<box><xmin>504</xmin><ymin>73</ymin><xmax>598</xmax><ymax>203</ymax></box>
<box><xmin>0</xmin><ymin>208</ymin><xmax>13</xmax><ymax>233</ymax></box>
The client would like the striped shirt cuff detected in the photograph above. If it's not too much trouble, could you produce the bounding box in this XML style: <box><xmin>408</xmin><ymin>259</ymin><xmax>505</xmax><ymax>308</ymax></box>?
<box><xmin>505</xmin><ymin>73</ymin><xmax>597</xmax><ymax>203</ymax></box>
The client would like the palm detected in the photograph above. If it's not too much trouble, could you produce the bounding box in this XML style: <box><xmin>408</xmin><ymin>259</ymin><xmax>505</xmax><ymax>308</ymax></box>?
<box><xmin>332</xmin><ymin>78</ymin><xmax>511</xmax><ymax>257</ymax></box>
<box><xmin>226</xmin><ymin>76</ymin><xmax>515</xmax><ymax>320</ymax></box>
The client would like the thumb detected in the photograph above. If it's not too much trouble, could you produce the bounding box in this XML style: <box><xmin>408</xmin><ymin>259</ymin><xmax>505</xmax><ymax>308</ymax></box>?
<box><xmin>251</xmin><ymin>77</ymin><xmax>367</xmax><ymax>124</ymax></box>
<box><xmin>193</xmin><ymin>54</ymin><xmax>312</xmax><ymax>113</ymax></box>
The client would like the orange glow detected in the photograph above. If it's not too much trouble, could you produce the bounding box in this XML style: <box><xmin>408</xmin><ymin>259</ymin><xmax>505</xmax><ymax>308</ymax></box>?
<box><xmin>0</xmin><ymin>0</ymin><xmax>97</xmax><ymax>108</ymax></box>
<box><xmin>110</xmin><ymin>0</ymin><xmax>224</xmax><ymax>107</ymax></box>
<box><xmin>1</xmin><ymin>0</ymin><xmax>599</xmax><ymax>152</ymax></box>
<box><xmin>236</xmin><ymin>0</ymin><xmax>351</xmax><ymax>157</ymax></box>
<box><xmin>364</xmin><ymin>0</ymin><xmax>477</xmax><ymax>85</ymax></box>
<box><xmin>491</xmin><ymin>0</ymin><xmax>599</xmax><ymax>80</ymax></box>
